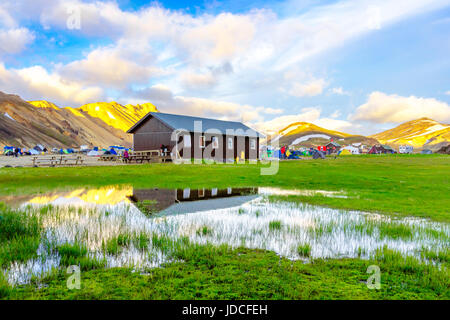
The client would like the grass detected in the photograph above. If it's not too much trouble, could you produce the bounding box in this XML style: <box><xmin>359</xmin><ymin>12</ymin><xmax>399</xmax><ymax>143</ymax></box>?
<box><xmin>297</xmin><ymin>243</ymin><xmax>311</xmax><ymax>257</ymax></box>
<box><xmin>379</xmin><ymin>223</ymin><xmax>414</xmax><ymax>240</ymax></box>
<box><xmin>0</xmin><ymin>155</ymin><xmax>449</xmax><ymax>222</ymax></box>
<box><xmin>269</xmin><ymin>220</ymin><xmax>282</xmax><ymax>231</ymax></box>
<box><xmin>2</xmin><ymin>246</ymin><xmax>449</xmax><ymax>300</ymax></box>
<box><xmin>196</xmin><ymin>226</ymin><xmax>212</xmax><ymax>236</ymax></box>
<box><xmin>56</xmin><ymin>243</ymin><xmax>106</xmax><ymax>271</ymax></box>
<box><xmin>0</xmin><ymin>204</ymin><xmax>42</xmax><ymax>268</ymax></box>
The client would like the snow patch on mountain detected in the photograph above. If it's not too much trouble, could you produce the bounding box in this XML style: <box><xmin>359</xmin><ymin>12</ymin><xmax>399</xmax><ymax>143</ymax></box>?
<box><xmin>291</xmin><ymin>134</ymin><xmax>331</xmax><ymax>145</ymax></box>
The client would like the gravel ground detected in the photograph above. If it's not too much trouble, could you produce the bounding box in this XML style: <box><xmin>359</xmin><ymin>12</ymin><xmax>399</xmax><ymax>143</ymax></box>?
<box><xmin>0</xmin><ymin>155</ymin><xmax>129</xmax><ymax>167</ymax></box>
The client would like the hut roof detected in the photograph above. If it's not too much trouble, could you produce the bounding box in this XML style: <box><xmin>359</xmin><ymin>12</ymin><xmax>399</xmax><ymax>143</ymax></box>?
<box><xmin>326</xmin><ymin>141</ymin><xmax>341</xmax><ymax>147</ymax></box>
<box><xmin>127</xmin><ymin>112</ymin><xmax>264</xmax><ymax>137</ymax></box>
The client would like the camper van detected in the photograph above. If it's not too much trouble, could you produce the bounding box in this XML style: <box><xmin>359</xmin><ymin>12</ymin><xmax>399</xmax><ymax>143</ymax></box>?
<box><xmin>399</xmin><ymin>145</ymin><xmax>413</xmax><ymax>154</ymax></box>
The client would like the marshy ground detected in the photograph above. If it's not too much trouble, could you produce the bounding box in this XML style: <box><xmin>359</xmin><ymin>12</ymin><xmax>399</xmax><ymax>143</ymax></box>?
<box><xmin>0</xmin><ymin>155</ymin><xmax>449</xmax><ymax>299</ymax></box>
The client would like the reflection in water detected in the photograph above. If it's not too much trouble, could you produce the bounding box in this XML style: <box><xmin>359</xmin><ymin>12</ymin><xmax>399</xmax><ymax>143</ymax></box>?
<box><xmin>128</xmin><ymin>187</ymin><xmax>259</xmax><ymax>215</ymax></box>
<box><xmin>27</xmin><ymin>186</ymin><xmax>133</xmax><ymax>206</ymax></box>
<box><xmin>2</xmin><ymin>186</ymin><xmax>449</xmax><ymax>286</ymax></box>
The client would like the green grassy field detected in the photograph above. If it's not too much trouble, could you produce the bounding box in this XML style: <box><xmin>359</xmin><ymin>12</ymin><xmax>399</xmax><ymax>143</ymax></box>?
<box><xmin>0</xmin><ymin>155</ymin><xmax>449</xmax><ymax>300</ymax></box>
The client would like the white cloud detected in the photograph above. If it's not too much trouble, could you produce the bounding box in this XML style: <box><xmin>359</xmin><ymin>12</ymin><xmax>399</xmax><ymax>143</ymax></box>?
<box><xmin>126</xmin><ymin>84</ymin><xmax>279</xmax><ymax>124</ymax></box>
<box><xmin>352</xmin><ymin>91</ymin><xmax>450</xmax><ymax>123</ymax></box>
<box><xmin>330</xmin><ymin>87</ymin><xmax>350</xmax><ymax>95</ymax></box>
<box><xmin>0</xmin><ymin>5</ymin><xmax>17</xmax><ymax>28</ymax></box>
<box><xmin>330</xmin><ymin>110</ymin><xmax>341</xmax><ymax>118</ymax></box>
<box><xmin>0</xmin><ymin>28</ymin><xmax>34</xmax><ymax>55</ymax></box>
<box><xmin>445</xmin><ymin>90</ymin><xmax>450</xmax><ymax>95</ymax></box>
<box><xmin>180</xmin><ymin>71</ymin><xmax>217</xmax><ymax>89</ymax></box>
<box><xmin>287</xmin><ymin>79</ymin><xmax>326</xmax><ymax>97</ymax></box>
<box><xmin>0</xmin><ymin>5</ymin><xmax>34</xmax><ymax>55</ymax></box>
<box><xmin>58</xmin><ymin>44</ymin><xmax>162</xmax><ymax>88</ymax></box>
<box><xmin>0</xmin><ymin>63</ymin><xmax>104</xmax><ymax>106</ymax></box>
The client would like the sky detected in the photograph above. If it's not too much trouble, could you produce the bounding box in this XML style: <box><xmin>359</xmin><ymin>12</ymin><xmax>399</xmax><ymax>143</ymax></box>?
<box><xmin>0</xmin><ymin>0</ymin><xmax>449</xmax><ymax>135</ymax></box>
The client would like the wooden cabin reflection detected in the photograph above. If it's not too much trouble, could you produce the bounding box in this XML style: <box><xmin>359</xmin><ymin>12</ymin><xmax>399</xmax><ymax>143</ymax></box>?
<box><xmin>128</xmin><ymin>187</ymin><xmax>258</xmax><ymax>214</ymax></box>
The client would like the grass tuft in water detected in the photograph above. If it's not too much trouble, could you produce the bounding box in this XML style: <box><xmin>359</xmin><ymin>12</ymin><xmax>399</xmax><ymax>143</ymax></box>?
<box><xmin>297</xmin><ymin>243</ymin><xmax>311</xmax><ymax>257</ymax></box>
<box><xmin>379</xmin><ymin>223</ymin><xmax>413</xmax><ymax>240</ymax></box>
<box><xmin>196</xmin><ymin>226</ymin><xmax>212</xmax><ymax>236</ymax></box>
<box><xmin>56</xmin><ymin>243</ymin><xmax>105</xmax><ymax>271</ymax></box>
<box><xmin>269</xmin><ymin>220</ymin><xmax>282</xmax><ymax>231</ymax></box>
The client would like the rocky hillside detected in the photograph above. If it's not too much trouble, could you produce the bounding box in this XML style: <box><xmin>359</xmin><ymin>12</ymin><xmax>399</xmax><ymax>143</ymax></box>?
<box><xmin>0</xmin><ymin>91</ymin><xmax>158</xmax><ymax>149</ymax></box>
<box><xmin>370</xmin><ymin>118</ymin><xmax>450</xmax><ymax>150</ymax></box>
<box><xmin>270</xmin><ymin>122</ymin><xmax>378</xmax><ymax>148</ymax></box>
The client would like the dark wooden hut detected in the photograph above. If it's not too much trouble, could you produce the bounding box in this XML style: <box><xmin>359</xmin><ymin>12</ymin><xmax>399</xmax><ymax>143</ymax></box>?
<box><xmin>127</xmin><ymin>112</ymin><xmax>263</xmax><ymax>162</ymax></box>
<box><xmin>368</xmin><ymin>144</ymin><xmax>396</xmax><ymax>154</ymax></box>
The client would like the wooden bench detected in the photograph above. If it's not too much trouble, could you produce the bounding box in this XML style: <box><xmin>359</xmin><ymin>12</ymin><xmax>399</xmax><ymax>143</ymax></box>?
<box><xmin>123</xmin><ymin>150</ymin><xmax>172</xmax><ymax>164</ymax></box>
<box><xmin>123</xmin><ymin>150</ymin><xmax>161</xmax><ymax>163</ymax></box>
<box><xmin>32</xmin><ymin>156</ymin><xmax>84</xmax><ymax>167</ymax></box>
<box><xmin>98</xmin><ymin>154</ymin><xmax>118</xmax><ymax>162</ymax></box>
<box><xmin>60</xmin><ymin>156</ymin><xmax>84</xmax><ymax>166</ymax></box>
<box><xmin>32</xmin><ymin>156</ymin><xmax>59</xmax><ymax>167</ymax></box>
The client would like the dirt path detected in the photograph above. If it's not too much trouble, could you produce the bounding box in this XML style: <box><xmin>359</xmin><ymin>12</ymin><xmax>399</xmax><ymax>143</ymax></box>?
<box><xmin>0</xmin><ymin>155</ymin><xmax>129</xmax><ymax>168</ymax></box>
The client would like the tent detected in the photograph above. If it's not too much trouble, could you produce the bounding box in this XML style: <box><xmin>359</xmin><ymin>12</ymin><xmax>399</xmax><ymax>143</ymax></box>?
<box><xmin>87</xmin><ymin>150</ymin><xmax>101</xmax><ymax>156</ymax></box>
<box><xmin>29</xmin><ymin>149</ymin><xmax>39</xmax><ymax>155</ymax></box>
<box><xmin>3</xmin><ymin>146</ymin><xmax>14</xmax><ymax>154</ymax></box>
<box><xmin>34</xmin><ymin>144</ymin><xmax>45</xmax><ymax>152</ymax></box>
<box><xmin>312</xmin><ymin>150</ymin><xmax>326</xmax><ymax>159</ymax></box>
<box><xmin>342</xmin><ymin>146</ymin><xmax>360</xmax><ymax>154</ymax></box>
<box><xmin>340</xmin><ymin>149</ymin><xmax>352</xmax><ymax>155</ymax></box>
<box><xmin>421</xmin><ymin>149</ymin><xmax>433</xmax><ymax>154</ymax></box>
<box><xmin>109</xmin><ymin>148</ymin><xmax>118</xmax><ymax>155</ymax></box>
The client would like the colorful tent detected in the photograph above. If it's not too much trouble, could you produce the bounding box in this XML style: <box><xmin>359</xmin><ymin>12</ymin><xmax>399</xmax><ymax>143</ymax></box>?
<box><xmin>340</xmin><ymin>149</ymin><xmax>352</xmax><ymax>155</ymax></box>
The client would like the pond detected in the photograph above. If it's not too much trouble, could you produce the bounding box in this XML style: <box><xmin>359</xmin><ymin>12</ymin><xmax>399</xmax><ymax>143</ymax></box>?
<box><xmin>1</xmin><ymin>185</ymin><xmax>449</xmax><ymax>285</ymax></box>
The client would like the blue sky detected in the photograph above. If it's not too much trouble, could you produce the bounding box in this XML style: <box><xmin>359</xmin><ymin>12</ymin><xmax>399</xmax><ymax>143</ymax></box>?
<box><xmin>0</xmin><ymin>0</ymin><xmax>449</xmax><ymax>135</ymax></box>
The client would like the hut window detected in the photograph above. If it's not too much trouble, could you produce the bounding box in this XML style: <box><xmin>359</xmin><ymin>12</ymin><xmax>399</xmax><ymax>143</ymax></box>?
<box><xmin>198</xmin><ymin>188</ymin><xmax>205</xmax><ymax>197</ymax></box>
<box><xmin>228</xmin><ymin>137</ymin><xmax>233</xmax><ymax>150</ymax></box>
<box><xmin>199</xmin><ymin>136</ymin><xmax>205</xmax><ymax>148</ymax></box>
<box><xmin>250</xmin><ymin>139</ymin><xmax>256</xmax><ymax>150</ymax></box>
<box><xmin>211</xmin><ymin>188</ymin><xmax>218</xmax><ymax>196</ymax></box>
<box><xmin>184</xmin><ymin>135</ymin><xmax>191</xmax><ymax>147</ymax></box>
<box><xmin>212</xmin><ymin>136</ymin><xmax>219</xmax><ymax>149</ymax></box>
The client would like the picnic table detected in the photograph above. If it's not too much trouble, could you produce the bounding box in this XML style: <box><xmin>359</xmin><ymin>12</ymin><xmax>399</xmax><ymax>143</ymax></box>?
<box><xmin>32</xmin><ymin>155</ymin><xmax>84</xmax><ymax>167</ymax></box>
<box><xmin>98</xmin><ymin>154</ymin><xmax>119</xmax><ymax>162</ymax></box>
<box><xmin>123</xmin><ymin>150</ymin><xmax>171</xmax><ymax>163</ymax></box>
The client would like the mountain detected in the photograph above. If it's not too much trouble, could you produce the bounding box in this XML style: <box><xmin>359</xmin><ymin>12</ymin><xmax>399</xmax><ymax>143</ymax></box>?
<box><xmin>270</xmin><ymin>122</ymin><xmax>378</xmax><ymax>147</ymax></box>
<box><xmin>370</xmin><ymin>118</ymin><xmax>450</xmax><ymax>150</ymax></box>
<box><xmin>75</xmin><ymin>102</ymin><xmax>158</xmax><ymax>132</ymax></box>
<box><xmin>0</xmin><ymin>91</ymin><xmax>157</xmax><ymax>149</ymax></box>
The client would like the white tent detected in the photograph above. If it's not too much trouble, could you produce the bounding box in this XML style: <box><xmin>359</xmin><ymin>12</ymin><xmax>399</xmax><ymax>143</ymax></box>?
<box><xmin>342</xmin><ymin>146</ymin><xmax>360</xmax><ymax>154</ymax></box>
<box><xmin>29</xmin><ymin>149</ymin><xmax>39</xmax><ymax>155</ymax></box>
<box><xmin>87</xmin><ymin>150</ymin><xmax>101</xmax><ymax>156</ymax></box>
